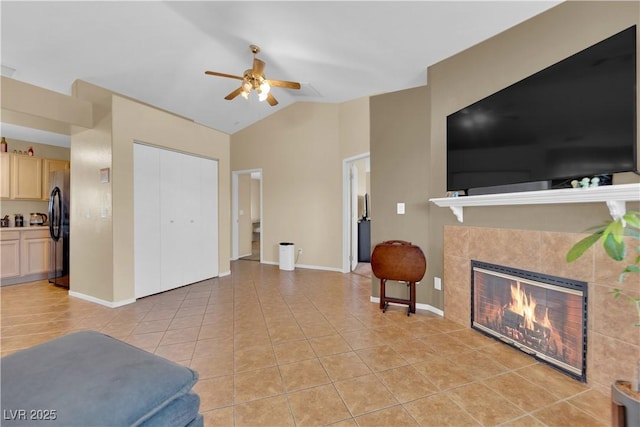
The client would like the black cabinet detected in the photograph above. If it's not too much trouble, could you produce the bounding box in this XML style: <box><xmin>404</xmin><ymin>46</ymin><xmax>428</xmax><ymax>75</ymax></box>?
<box><xmin>358</xmin><ymin>220</ymin><xmax>371</xmax><ymax>262</ymax></box>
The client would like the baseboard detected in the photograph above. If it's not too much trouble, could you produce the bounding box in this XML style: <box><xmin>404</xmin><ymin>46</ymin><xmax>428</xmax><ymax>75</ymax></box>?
<box><xmin>69</xmin><ymin>291</ymin><xmax>136</xmax><ymax>308</ymax></box>
<box><xmin>219</xmin><ymin>270</ymin><xmax>231</xmax><ymax>277</ymax></box>
<box><xmin>369</xmin><ymin>296</ymin><xmax>444</xmax><ymax>317</ymax></box>
<box><xmin>1</xmin><ymin>272</ymin><xmax>50</xmax><ymax>286</ymax></box>
<box><xmin>260</xmin><ymin>260</ymin><xmax>343</xmax><ymax>273</ymax></box>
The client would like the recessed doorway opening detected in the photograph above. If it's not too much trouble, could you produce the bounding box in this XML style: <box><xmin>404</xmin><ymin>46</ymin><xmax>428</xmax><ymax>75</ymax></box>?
<box><xmin>232</xmin><ymin>169</ymin><xmax>262</xmax><ymax>262</ymax></box>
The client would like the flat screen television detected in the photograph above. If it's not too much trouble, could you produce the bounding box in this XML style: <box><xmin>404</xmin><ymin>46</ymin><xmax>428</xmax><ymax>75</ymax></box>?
<box><xmin>446</xmin><ymin>25</ymin><xmax>637</xmax><ymax>194</ymax></box>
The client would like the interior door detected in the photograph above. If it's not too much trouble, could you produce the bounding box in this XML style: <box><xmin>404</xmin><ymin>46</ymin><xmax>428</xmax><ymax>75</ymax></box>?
<box><xmin>350</xmin><ymin>163</ymin><xmax>359</xmax><ymax>271</ymax></box>
<box><xmin>134</xmin><ymin>144</ymin><xmax>219</xmax><ymax>297</ymax></box>
<box><xmin>160</xmin><ymin>149</ymin><xmax>184</xmax><ymax>291</ymax></box>
<box><xmin>180</xmin><ymin>152</ymin><xmax>202</xmax><ymax>285</ymax></box>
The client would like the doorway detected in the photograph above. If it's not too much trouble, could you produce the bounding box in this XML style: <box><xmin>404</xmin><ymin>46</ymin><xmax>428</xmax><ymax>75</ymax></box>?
<box><xmin>232</xmin><ymin>169</ymin><xmax>262</xmax><ymax>262</ymax></box>
<box><xmin>342</xmin><ymin>153</ymin><xmax>370</xmax><ymax>275</ymax></box>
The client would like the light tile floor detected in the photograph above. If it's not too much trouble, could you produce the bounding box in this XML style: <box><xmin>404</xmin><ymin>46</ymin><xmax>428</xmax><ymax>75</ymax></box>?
<box><xmin>1</xmin><ymin>261</ymin><xmax>609</xmax><ymax>426</ymax></box>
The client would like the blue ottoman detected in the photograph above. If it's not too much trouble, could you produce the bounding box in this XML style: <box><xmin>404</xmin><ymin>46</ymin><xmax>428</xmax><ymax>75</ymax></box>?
<box><xmin>1</xmin><ymin>331</ymin><xmax>202</xmax><ymax>427</ymax></box>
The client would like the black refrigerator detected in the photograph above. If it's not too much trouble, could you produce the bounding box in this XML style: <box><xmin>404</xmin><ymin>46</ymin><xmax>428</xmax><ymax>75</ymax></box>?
<box><xmin>48</xmin><ymin>169</ymin><xmax>70</xmax><ymax>288</ymax></box>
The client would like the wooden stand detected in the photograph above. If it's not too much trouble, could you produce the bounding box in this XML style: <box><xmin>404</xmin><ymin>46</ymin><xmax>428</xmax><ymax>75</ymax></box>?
<box><xmin>371</xmin><ymin>240</ymin><xmax>426</xmax><ymax>316</ymax></box>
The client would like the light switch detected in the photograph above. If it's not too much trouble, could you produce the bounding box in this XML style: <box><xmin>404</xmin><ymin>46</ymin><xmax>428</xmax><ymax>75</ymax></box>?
<box><xmin>397</xmin><ymin>203</ymin><xmax>405</xmax><ymax>214</ymax></box>
<box><xmin>239</xmin><ymin>209</ymin><xmax>244</xmax><ymax>215</ymax></box>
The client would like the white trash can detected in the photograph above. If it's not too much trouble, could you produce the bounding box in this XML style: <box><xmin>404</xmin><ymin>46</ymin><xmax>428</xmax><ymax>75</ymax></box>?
<box><xmin>279</xmin><ymin>242</ymin><xmax>295</xmax><ymax>271</ymax></box>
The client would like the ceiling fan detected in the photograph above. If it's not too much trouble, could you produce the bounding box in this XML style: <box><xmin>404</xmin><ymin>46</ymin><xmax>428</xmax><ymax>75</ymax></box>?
<box><xmin>205</xmin><ymin>45</ymin><xmax>301</xmax><ymax>106</ymax></box>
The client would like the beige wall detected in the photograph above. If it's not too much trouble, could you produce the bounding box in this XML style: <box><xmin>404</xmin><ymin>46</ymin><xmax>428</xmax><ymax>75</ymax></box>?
<box><xmin>370</xmin><ymin>85</ymin><xmax>432</xmax><ymax>304</ymax></box>
<box><xmin>70</xmin><ymin>82</ymin><xmax>114</xmax><ymax>301</ymax></box>
<box><xmin>251</xmin><ymin>178</ymin><xmax>260</xmax><ymax>222</ymax></box>
<box><xmin>232</xmin><ymin>99</ymin><xmax>369</xmax><ymax>270</ymax></box>
<box><xmin>427</xmin><ymin>0</ymin><xmax>640</xmax><ymax>309</ymax></box>
<box><xmin>354</xmin><ymin>157</ymin><xmax>368</xmax><ymax>219</ymax></box>
<box><xmin>71</xmin><ymin>80</ymin><xmax>230</xmax><ymax>304</ymax></box>
<box><xmin>339</xmin><ymin>97</ymin><xmax>370</xmax><ymax>159</ymax></box>
<box><xmin>370</xmin><ymin>1</ymin><xmax>640</xmax><ymax>312</ymax></box>
<box><xmin>1</xmin><ymin>76</ymin><xmax>92</xmax><ymax>135</ymax></box>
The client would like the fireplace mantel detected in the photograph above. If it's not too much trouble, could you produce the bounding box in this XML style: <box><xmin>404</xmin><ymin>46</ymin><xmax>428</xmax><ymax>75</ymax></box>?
<box><xmin>430</xmin><ymin>183</ymin><xmax>640</xmax><ymax>223</ymax></box>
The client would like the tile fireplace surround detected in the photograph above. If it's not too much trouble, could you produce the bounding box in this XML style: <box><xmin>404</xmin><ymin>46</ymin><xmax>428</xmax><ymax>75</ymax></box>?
<box><xmin>443</xmin><ymin>225</ymin><xmax>640</xmax><ymax>394</ymax></box>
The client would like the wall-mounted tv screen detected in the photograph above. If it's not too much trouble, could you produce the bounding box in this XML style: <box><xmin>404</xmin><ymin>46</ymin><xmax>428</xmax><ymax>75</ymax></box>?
<box><xmin>447</xmin><ymin>25</ymin><xmax>637</xmax><ymax>194</ymax></box>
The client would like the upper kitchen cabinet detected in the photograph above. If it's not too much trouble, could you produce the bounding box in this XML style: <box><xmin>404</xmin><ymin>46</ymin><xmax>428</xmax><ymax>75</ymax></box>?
<box><xmin>0</xmin><ymin>153</ymin><xmax>10</xmax><ymax>198</ymax></box>
<box><xmin>11</xmin><ymin>155</ymin><xmax>42</xmax><ymax>200</ymax></box>
<box><xmin>42</xmin><ymin>158</ymin><xmax>70</xmax><ymax>200</ymax></box>
<box><xmin>0</xmin><ymin>153</ymin><xmax>70</xmax><ymax>200</ymax></box>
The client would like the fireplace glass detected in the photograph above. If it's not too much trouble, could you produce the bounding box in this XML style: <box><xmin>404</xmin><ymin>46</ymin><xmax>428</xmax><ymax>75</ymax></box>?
<box><xmin>471</xmin><ymin>261</ymin><xmax>587</xmax><ymax>382</ymax></box>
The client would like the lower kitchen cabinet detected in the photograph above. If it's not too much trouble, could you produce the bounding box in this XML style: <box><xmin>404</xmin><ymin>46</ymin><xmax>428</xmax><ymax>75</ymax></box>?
<box><xmin>1</xmin><ymin>227</ymin><xmax>52</xmax><ymax>285</ymax></box>
<box><xmin>22</xmin><ymin>229</ymin><xmax>51</xmax><ymax>276</ymax></box>
<box><xmin>133</xmin><ymin>143</ymin><xmax>219</xmax><ymax>298</ymax></box>
<box><xmin>1</xmin><ymin>230</ymin><xmax>21</xmax><ymax>280</ymax></box>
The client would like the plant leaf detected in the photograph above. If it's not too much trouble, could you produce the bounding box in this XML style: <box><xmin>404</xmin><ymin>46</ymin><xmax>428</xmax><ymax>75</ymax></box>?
<box><xmin>623</xmin><ymin>211</ymin><xmax>640</xmax><ymax>228</ymax></box>
<box><xmin>619</xmin><ymin>266</ymin><xmax>640</xmax><ymax>282</ymax></box>
<box><xmin>621</xmin><ymin>264</ymin><xmax>640</xmax><ymax>275</ymax></box>
<box><xmin>584</xmin><ymin>222</ymin><xmax>609</xmax><ymax>233</ymax></box>
<box><xmin>603</xmin><ymin>232</ymin><xmax>626</xmax><ymax>261</ymax></box>
<box><xmin>604</xmin><ymin>219</ymin><xmax>625</xmax><ymax>244</ymax></box>
<box><xmin>566</xmin><ymin>232</ymin><xmax>602</xmax><ymax>262</ymax></box>
<box><xmin>623</xmin><ymin>227</ymin><xmax>640</xmax><ymax>240</ymax></box>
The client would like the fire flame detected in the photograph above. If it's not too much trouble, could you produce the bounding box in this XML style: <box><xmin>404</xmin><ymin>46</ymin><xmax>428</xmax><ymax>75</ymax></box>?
<box><xmin>506</xmin><ymin>281</ymin><xmax>558</xmax><ymax>349</ymax></box>
<box><xmin>475</xmin><ymin>273</ymin><xmax>581</xmax><ymax>369</ymax></box>
<box><xmin>509</xmin><ymin>281</ymin><xmax>537</xmax><ymax>329</ymax></box>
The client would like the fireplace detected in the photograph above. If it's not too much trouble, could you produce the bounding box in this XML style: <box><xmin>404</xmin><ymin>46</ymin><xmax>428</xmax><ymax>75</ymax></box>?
<box><xmin>471</xmin><ymin>261</ymin><xmax>588</xmax><ymax>382</ymax></box>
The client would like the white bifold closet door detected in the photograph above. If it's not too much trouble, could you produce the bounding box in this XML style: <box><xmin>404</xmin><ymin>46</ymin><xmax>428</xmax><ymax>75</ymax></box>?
<box><xmin>134</xmin><ymin>143</ymin><xmax>218</xmax><ymax>299</ymax></box>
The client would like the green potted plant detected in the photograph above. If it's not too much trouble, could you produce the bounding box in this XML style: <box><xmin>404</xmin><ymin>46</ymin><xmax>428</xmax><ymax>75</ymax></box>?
<box><xmin>566</xmin><ymin>210</ymin><xmax>639</xmax><ymax>426</ymax></box>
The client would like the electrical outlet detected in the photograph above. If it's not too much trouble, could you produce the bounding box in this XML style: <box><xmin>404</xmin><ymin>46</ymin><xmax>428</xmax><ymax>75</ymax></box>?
<box><xmin>397</xmin><ymin>202</ymin><xmax>405</xmax><ymax>215</ymax></box>
<box><xmin>434</xmin><ymin>277</ymin><xmax>442</xmax><ymax>290</ymax></box>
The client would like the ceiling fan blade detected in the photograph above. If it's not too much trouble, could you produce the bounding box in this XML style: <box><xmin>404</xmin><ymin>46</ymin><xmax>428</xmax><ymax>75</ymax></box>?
<box><xmin>266</xmin><ymin>93</ymin><xmax>278</xmax><ymax>106</ymax></box>
<box><xmin>224</xmin><ymin>87</ymin><xmax>244</xmax><ymax>100</ymax></box>
<box><xmin>205</xmin><ymin>71</ymin><xmax>244</xmax><ymax>80</ymax></box>
<box><xmin>267</xmin><ymin>79</ymin><xmax>301</xmax><ymax>90</ymax></box>
<box><xmin>252</xmin><ymin>58</ymin><xmax>266</xmax><ymax>76</ymax></box>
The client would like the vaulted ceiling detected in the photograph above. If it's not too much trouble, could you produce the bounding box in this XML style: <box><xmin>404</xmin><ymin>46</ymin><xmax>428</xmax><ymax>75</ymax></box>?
<box><xmin>1</xmin><ymin>1</ymin><xmax>560</xmax><ymax>144</ymax></box>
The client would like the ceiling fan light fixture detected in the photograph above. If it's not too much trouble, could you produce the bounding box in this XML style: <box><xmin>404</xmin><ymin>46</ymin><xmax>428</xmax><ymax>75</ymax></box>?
<box><xmin>205</xmin><ymin>44</ymin><xmax>300</xmax><ymax>106</ymax></box>
<box><xmin>258</xmin><ymin>81</ymin><xmax>271</xmax><ymax>101</ymax></box>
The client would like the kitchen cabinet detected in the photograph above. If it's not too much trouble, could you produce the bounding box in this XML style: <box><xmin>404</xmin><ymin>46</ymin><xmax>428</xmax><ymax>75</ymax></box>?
<box><xmin>134</xmin><ymin>143</ymin><xmax>219</xmax><ymax>298</ymax></box>
<box><xmin>11</xmin><ymin>155</ymin><xmax>42</xmax><ymax>199</ymax></box>
<box><xmin>42</xmin><ymin>159</ymin><xmax>70</xmax><ymax>200</ymax></box>
<box><xmin>1</xmin><ymin>230</ymin><xmax>21</xmax><ymax>280</ymax></box>
<box><xmin>1</xmin><ymin>154</ymin><xmax>69</xmax><ymax>200</ymax></box>
<box><xmin>0</xmin><ymin>153</ymin><xmax>10</xmax><ymax>198</ymax></box>
<box><xmin>21</xmin><ymin>229</ymin><xmax>51</xmax><ymax>276</ymax></box>
<box><xmin>0</xmin><ymin>227</ymin><xmax>53</xmax><ymax>285</ymax></box>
